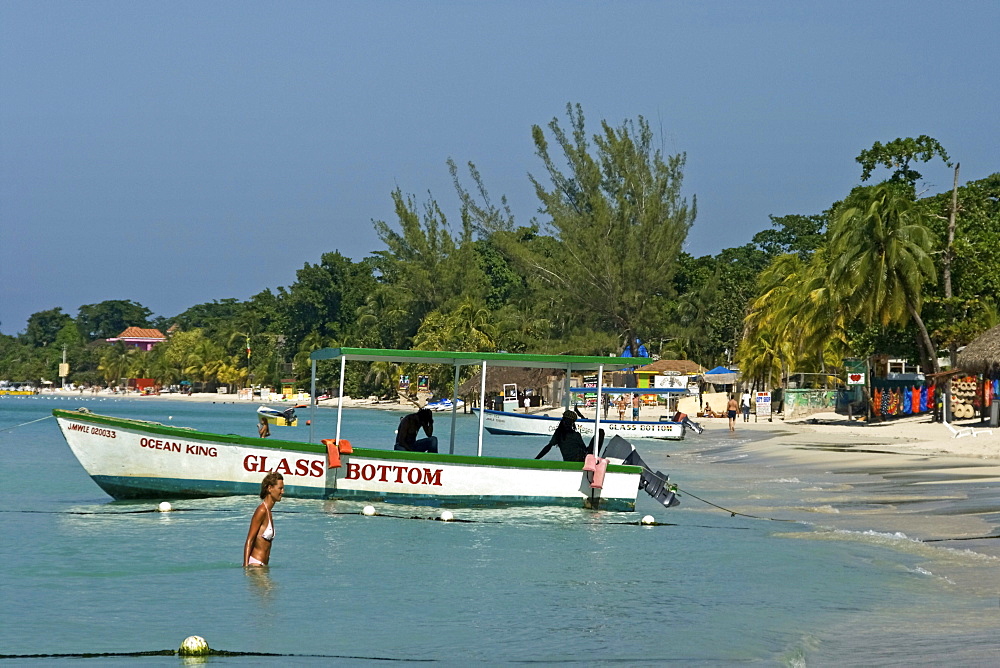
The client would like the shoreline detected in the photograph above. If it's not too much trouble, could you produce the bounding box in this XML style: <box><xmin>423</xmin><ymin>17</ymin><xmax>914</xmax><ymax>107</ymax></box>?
<box><xmin>26</xmin><ymin>389</ymin><xmax>998</xmax><ymax>462</ymax></box>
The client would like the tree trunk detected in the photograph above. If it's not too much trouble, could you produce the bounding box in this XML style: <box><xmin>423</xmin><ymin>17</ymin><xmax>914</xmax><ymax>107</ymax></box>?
<box><xmin>945</xmin><ymin>163</ymin><xmax>960</xmax><ymax>370</ymax></box>
<box><xmin>943</xmin><ymin>163</ymin><xmax>960</xmax><ymax>301</ymax></box>
<box><xmin>907</xmin><ymin>302</ymin><xmax>940</xmax><ymax>375</ymax></box>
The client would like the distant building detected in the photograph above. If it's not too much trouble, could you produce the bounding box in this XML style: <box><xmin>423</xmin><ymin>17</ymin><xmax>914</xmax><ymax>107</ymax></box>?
<box><xmin>634</xmin><ymin>359</ymin><xmax>706</xmax><ymax>389</ymax></box>
<box><xmin>106</xmin><ymin>327</ymin><xmax>167</xmax><ymax>351</ymax></box>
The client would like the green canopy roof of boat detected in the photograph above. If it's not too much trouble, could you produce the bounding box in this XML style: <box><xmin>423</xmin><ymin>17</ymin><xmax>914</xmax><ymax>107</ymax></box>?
<box><xmin>310</xmin><ymin>347</ymin><xmax>641</xmax><ymax>371</ymax></box>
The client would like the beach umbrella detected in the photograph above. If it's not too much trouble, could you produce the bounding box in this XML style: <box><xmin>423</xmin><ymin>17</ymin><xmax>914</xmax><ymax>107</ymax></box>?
<box><xmin>957</xmin><ymin>323</ymin><xmax>1000</xmax><ymax>376</ymax></box>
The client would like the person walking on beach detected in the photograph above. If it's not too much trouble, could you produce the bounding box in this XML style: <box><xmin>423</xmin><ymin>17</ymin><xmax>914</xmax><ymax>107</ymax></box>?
<box><xmin>244</xmin><ymin>472</ymin><xmax>283</xmax><ymax>567</ymax></box>
<box><xmin>631</xmin><ymin>394</ymin><xmax>640</xmax><ymax>421</ymax></box>
<box><xmin>727</xmin><ymin>395</ymin><xmax>739</xmax><ymax>432</ymax></box>
<box><xmin>616</xmin><ymin>396</ymin><xmax>626</xmax><ymax>420</ymax></box>
<box><xmin>740</xmin><ymin>391</ymin><xmax>752</xmax><ymax>422</ymax></box>
<box><xmin>395</xmin><ymin>408</ymin><xmax>438</xmax><ymax>453</ymax></box>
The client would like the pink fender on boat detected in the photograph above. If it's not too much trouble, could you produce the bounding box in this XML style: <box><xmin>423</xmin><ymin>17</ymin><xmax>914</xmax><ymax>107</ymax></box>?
<box><xmin>584</xmin><ymin>455</ymin><xmax>608</xmax><ymax>489</ymax></box>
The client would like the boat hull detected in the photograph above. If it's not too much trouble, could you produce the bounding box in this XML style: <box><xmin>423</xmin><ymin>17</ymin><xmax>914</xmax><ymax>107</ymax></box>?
<box><xmin>475</xmin><ymin>409</ymin><xmax>685</xmax><ymax>440</ymax></box>
<box><xmin>54</xmin><ymin>410</ymin><xmax>642</xmax><ymax>511</ymax></box>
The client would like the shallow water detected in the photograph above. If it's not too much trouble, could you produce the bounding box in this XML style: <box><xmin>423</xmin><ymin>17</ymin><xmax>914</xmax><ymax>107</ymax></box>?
<box><xmin>2</xmin><ymin>395</ymin><xmax>999</xmax><ymax>665</ymax></box>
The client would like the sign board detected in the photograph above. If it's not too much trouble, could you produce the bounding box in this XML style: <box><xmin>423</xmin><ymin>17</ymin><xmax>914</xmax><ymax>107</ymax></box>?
<box><xmin>398</xmin><ymin>375</ymin><xmax>410</xmax><ymax>390</ymax></box>
<box><xmin>503</xmin><ymin>383</ymin><xmax>518</xmax><ymax>399</ymax></box>
<box><xmin>654</xmin><ymin>375</ymin><xmax>688</xmax><ymax>389</ymax></box>
<box><xmin>58</xmin><ymin>363</ymin><xmax>69</xmax><ymax>377</ymax></box>
<box><xmin>846</xmin><ymin>372</ymin><xmax>866</xmax><ymax>385</ymax></box>
<box><xmin>417</xmin><ymin>375</ymin><xmax>430</xmax><ymax>390</ymax></box>
<box><xmin>755</xmin><ymin>391</ymin><xmax>772</xmax><ymax>418</ymax></box>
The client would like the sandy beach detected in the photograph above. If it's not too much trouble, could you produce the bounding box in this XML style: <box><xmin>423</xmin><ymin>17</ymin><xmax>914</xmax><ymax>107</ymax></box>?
<box><xmin>38</xmin><ymin>387</ymin><xmax>998</xmax><ymax>462</ymax></box>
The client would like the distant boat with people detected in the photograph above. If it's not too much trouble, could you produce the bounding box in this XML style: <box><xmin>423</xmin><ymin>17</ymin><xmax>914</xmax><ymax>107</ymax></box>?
<box><xmin>474</xmin><ymin>387</ymin><xmax>703</xmax><ymax>440</ymax></box>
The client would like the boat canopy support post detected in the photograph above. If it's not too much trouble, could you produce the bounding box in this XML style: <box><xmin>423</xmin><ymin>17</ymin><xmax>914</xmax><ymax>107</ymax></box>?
<box><xmin>564</xmin><ymin>365</ymin><xmax>572</xmax><ymax>410</ymax></box>
<box><xmin>593</xmin><ymin>365</ymin><xmax>604</xmax><ymax>455</ymax></box>
<box><xmin>449</xmin><ymin>363</ymin><xmax>460</xmax><ymax>454</ymax></box>
<box><xmin>335</xmin><ymin>354</ymin><xmax>346</xmax><ymax>446</ymax></box>
<box><xmin>310</xmin><ymin>359</ymin><xmax>317</xmax><ymax>444</ymax></box>
<box><xmin>478</xmin><ymin>360</ymin><xmax>487</xmax><ymax>456</ymax></box>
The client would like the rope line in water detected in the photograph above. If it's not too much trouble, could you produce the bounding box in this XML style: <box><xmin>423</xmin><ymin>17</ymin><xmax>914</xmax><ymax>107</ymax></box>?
<box><xmin>0</xmin><ymin>649</ymin><xmax>435</xmax><ymax>661</ymax></box>
<box><xmin>675</xmin><ymin>486</ymin><xmax>798</xmax><ymax>522</ymax></box>
<box><xmin>9</xmin><ymin>506</ymin><xmax>992</xmax><ymax>540</ymax></box>
<box><xmin>0</xmin><ymin>415</ymin><xmax>54</xmax><ymax>432</ymax></box>
<box><xmin>921</xmin><ymin>534</ymin><xmax>1000</xmax><ymax>543</ymax></box>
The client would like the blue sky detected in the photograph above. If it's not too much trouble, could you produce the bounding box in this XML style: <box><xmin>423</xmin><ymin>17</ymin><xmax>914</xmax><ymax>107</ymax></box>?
<box><xmin>2</xmin><ymin>1</ymin><xmax>998</xmax><ymax>335</ymax></box>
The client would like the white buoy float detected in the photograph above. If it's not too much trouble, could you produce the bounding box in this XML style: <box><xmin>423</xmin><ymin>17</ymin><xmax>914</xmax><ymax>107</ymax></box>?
<box><xmin>640</xmin><ymin>515</ymin><xmax>655</xmax><ymax>525</ymax></box>
<box><xmin>178</xmin><ymin>635</ymin><xmax>210</xmax><ymax>656</ymax></box>
<box><xmin>158</xmin><ymin>501</ymin><xmax>172</xmax><ymax>512</ymax></box>
<box><xmin>361</xmin><ymin>505</ymin><xmax>376</xmax><ymax>516</ymax></box>
<box><xmin>439</xmin><ymin>510</ymin><xmax>454</xmax><ymax>522</ymax></box>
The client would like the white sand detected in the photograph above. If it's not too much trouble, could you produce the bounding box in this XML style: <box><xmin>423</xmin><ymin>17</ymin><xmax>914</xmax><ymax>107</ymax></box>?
<box><xmin>40</xmin><ymin>389</ymin><xmax>997</xmax><ymax>460</ymax></box>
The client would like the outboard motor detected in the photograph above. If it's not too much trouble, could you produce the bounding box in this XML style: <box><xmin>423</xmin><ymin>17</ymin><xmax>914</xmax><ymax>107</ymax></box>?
<box><xmin>601</xmin><ymin>435</ymin><xmax>680</xmax><ymax>509</ymax></box>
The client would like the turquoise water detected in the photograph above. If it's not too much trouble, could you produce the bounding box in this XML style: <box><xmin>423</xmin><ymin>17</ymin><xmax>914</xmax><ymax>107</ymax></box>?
<box><xmin>2</xmin><ymin>395</ymin><xmax>999</xmax><ymax>665</ymax></box>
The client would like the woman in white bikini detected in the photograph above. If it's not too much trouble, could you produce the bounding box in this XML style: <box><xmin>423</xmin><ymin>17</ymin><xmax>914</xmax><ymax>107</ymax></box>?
<box><xmin>244</xmin><ymin>472</ymin><xmax>284</xmax><ymax>567</ymax></box>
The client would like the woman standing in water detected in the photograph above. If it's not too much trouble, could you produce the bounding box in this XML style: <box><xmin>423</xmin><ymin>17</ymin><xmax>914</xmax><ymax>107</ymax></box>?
<box><xmin>244</xmin><ymin>472</ymin><xmax>284</xmax><ymax>567</ymax></box>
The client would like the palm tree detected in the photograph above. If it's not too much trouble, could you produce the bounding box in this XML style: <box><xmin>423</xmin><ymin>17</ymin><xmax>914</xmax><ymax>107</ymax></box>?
<box><xmin>97</xmin><ymin>342</ymin><xmax>130</xmax><ymax>388</ymax></box>
<box><xmin>828</xmin><ymin>183</ymin><xmax>939</xmax><ymax>373</ymax></box>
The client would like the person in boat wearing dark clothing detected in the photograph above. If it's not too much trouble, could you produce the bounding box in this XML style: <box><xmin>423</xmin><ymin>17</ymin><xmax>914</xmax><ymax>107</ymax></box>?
<box><xmin>535</xmin><ymin>410</ymin><xmax>590</xmax><ymax>462</ymax></box>
<box><xmin>394</xmin><ymin>408</ymin><xmax>438</xmax><ymax>453</ymax></box>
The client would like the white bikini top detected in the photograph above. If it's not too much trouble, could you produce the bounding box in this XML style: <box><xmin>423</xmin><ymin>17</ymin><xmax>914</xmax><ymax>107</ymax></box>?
<box><xmin>260</xmin><ymin>505</ymin><xmax>274</xmax><ymax>542</ymax></box>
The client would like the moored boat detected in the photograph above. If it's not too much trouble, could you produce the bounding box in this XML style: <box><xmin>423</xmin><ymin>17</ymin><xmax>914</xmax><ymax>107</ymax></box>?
<box><xmin>54</xmin><ymin>347</ymin><xmax>682</xmax><ymax>511</ymax></box>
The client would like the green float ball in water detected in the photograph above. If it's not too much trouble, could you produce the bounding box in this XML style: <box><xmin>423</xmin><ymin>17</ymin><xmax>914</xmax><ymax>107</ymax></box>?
<box><xmin>179</xmin><ymin>635</ymin><xmax>210</xmax><ymax>656</ymax></box>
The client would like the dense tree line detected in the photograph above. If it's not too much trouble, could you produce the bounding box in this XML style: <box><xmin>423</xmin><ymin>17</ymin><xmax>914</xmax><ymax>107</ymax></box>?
<box><xmin>1</xmin><ymin>108</ymin><xmax>997</xmax><ymax>397</ymax></box>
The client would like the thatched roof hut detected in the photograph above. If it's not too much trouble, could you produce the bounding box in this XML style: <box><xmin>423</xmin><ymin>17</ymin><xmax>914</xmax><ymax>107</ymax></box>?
<box><xmin>957</xmin><ymin>324</ymin><xmax>1000</xmax><ymax>376</ymax></box>
<box><xmin>458</xmin><ymin>367</ymin><xmax>562</xmax><ymax>396</ymax></box>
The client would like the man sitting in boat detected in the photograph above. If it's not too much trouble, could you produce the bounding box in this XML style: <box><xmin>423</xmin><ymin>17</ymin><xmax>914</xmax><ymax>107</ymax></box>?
<box><xmin>395</xmin><ymin>408</ymin><xmax>438</xmax><ymax>453</ymax></box>
<box><xmin>534</xmin><ymin>410</ymin><xmax>589</xmax><ymax>462</ymax></box>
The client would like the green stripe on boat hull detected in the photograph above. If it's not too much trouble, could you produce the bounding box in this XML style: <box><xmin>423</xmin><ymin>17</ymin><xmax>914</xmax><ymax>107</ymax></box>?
<box><xmin>90</xmin><ymin>475</ymin><xmax>635</xmax><ymax>510</ymax></box>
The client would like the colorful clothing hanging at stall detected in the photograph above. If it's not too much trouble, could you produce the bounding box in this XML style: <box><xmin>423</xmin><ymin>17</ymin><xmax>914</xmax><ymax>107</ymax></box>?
<box><xmin>872</xmin><ymin>384</ymin><xmax>938</xmax><ymax>417</ymax></box>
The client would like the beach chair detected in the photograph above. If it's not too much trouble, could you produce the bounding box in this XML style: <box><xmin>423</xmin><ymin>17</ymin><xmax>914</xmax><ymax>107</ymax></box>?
<box><xmin>943</xmin><ymin>420</ymin><xmax>992</xmax><ymax>438</ymax></box>
<box><xmin>944</xmin><ymin>421</ymin><xmax>974</xmax><ymax>438</ymax></box>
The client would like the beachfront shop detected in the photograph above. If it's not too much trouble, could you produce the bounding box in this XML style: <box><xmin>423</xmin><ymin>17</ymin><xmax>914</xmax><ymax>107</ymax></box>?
<box><xmin>956</xmin><ymin>323</ymin><xmax>1000</xmax><ymax>427</ymax></box>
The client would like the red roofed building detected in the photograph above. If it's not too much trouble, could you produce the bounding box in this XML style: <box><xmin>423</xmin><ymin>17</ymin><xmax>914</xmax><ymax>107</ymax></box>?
<box><xmin>106</xmin><ymin>327</ymin><xmax>167</xmax><ymax>351</ymax></box>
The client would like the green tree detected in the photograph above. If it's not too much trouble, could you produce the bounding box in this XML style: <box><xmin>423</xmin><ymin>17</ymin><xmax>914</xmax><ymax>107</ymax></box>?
<box><xmin>76</xmin><ymin>300</ymin><xmax>153</xmax><ymax>341</ymax></box>
<box><xmin>372</xmin><ymin>189</ymin><xmax>486</xmax><ymax>345</ymax></box>
<box><xmin>97</xmin><ymin>342</ymin><xmax>131</xmax><ymax>387</ymax></box>
<box><xmin>21</xmin><ymin>308</ymin><xmax>73</xmax><ymax>348</ymax></box>
<box><xmin>751</xmin><ymin>213</ymin><xmax>827</xmax><ymax>260</ymax></box>
<box><xmin>828</xmin><ymin>182</ymin><xmax>940</xmax><ymax>373</ymax></box>
<box><xmin>521</xmin><ymin>103</ymin><xmax>696</xmax><ymax>355</ymax></box>
<box><xmin>277</xmin><ymin>252</ymin><xmax>377</xmax><ymax>353</ymax></box>
<box><xmin>856</xmin><ymin>135</ymin><xmax>951</xmax><ymax>184</ymax></box>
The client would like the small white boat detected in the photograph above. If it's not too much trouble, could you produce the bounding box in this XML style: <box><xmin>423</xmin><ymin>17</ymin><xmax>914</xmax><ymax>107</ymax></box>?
<box><xmin>256</xmin><ymin>404</ymin><xmax>302</xmax><ymax>426</ymax></box>
<box><xmin>54</xmin><ymin>348</ymin><xmax>681</xmax><ymax>512</ymax></box>
<box><xmin>475</xmin><ymin>387</ymin><xmax>703</xmax><ymax>440</ymax></box>
<box><xmin>475</xmin><ymin>408</ymin><xmax>687</xmax><ymax>440</ymax></box>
